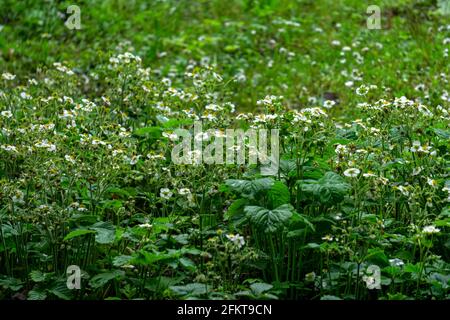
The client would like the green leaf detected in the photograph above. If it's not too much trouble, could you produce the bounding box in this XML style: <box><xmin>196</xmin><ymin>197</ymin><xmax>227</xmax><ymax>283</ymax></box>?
<box><xmin>179</xmin><ymin>257</ymin><xmax>196</xmax><ymax>271</ymax></box>
<box><xmin>279</xmin><ymin>159</ymin><xmax>297</xmax><ymax>177</ymax></box>
<box><xmin>162</xmin><ymin>118</ymin><xmax>194</xmax><ymax>129</ymax></box>
<box><xmin>267</xmin><ymin>181</ymin><xmax>290</xmax><ymax>208</ymax></box>
<box><xmin>63</xmin><ymin>229</ymin><xmax>95</xmax><ymax>241</ymax></box>
<box><xmin>90</xmin><ymin>222</ymin><xmax>116</xmax><ymax>244</ymax></box>
<box><xmin>433</xmin><ymin>128</ymin><xmax>450</xmax><ymax>139</ymax></box>
<box><xmin>49</xmin><ymin>282</ymin><xmax>72</xmax><ymax>300</ymax></box>
<box><xmin>131</xmin><ymin>250</ymin><xmax>176</xmax><ymax>266</ymax></box>
<box><xmin>244</xmin><ymin>204</ymin><xmax>294</xmax><ymax>233</ymax></box>
<box><xmin>224</xmin><ymin>44</ymin><xmax>239</xmax><ymax>53</ymax></box>
<box><xmin>30</xmin><ymin>270</ymin><xmax>48</xmax><ymax>283</ymax></box>
<box><xmin>170</xmin><ymin>283</ymin><xmax>209</xmax><ymax>297</ymax></box>
<box><xmin>112</xmin><ymin>255</ymin><xmax>132</xmax><ymax>267</ymax></box>
<box><xmin>134</xmin><ymin>126</ymin><xmax>162</xmax><ymax>137</ymax></box>
<box><xmin>290</xmin><ymin>212</ymin><xmax>315</xmax><ymax>232</ymax></box>
<box><xmin>89</xmin><ymin>270</ymin><xmax>124</xmax><ymax>289</ymax></box>
<box><xmin>225</xmin><ymin>178</ymin><xmax>274</xmax><ymax>198</ymax></box>
<box><xmin>437</xmin><ymin>0</ymin><xmax>450</xmax><ymax>15</ymax></box>
<box><xmin>224</xmin><ymin>198</ymin><xmax>248</xmax><ymax>220</ymax></box>
<box><xmin>321</xmin><ymin>295</ymin><xmax>342</xmax><ymax>300</ymax></box>
<box><xmin>0</xmin><ymin>276</ymin><xmax>23</xmax><ymax>291</ymax></box>
<box><xmin>298</xmin><ymin>172</ymin><xmax>350</xmax><ymax>205</ymax></box>
<box><xmin>250</xmin><ymin>282</ymin><xmax>273</xmax><ymax>295</ymax></box>
<box><xmin>28</xmin><ymin>289</ymin><xmax>47</xmax><ymax>300</ymax></box>
<box><xmin>364</xmin><ymin>249</ymin><xmax>388</xmax><ymax>267</ymax></box>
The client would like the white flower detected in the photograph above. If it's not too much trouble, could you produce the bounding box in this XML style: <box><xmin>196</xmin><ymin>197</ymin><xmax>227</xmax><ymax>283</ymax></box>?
<box><xmin>1</xmin><ymin>145</ymin><xmax>18</xmax><ymax>153</ymax></box>
<box><xmin>64</xmin><ymin>155</ymin><xmax>76</xmax><ymax>164</ymax></box>
<box><xmin>178</xmin><ymin>188</ymin><xmax>191</xmax><ymax>195</ymax></box>
<box><xmin>356</xmin><ymin>85</ymin><xmax>369</xmax><ymax>96</ymax></box>
<box><xmin>335</xmin><ymin>144</ymin><xmax>348</xmax><ymax>154</ymax></box>
<box><xmin>205</xmin><ymin>104</ymin><xmax>222</xmax><ymax>111</ymax></box>
<box><xmin>323</xmin><ymin>100</ymin><xmax>336</xmax><ymax>109</ymax></box>
<box><xmin>410</xmin><ymin>141</ymin><xmax>421</xmax><ymax>153</ymax></box>
<box><xmin>422</xmin><ymin>225</ymin><xmax>440</xmax><ymax>234</ymax></box>
<box><xmin>363</xmin><ymin>172</ymin><xmax>377</xmax><ymax>178</ymax></box>
<box><xmin>147</xmin><ymin>153</ymin><xmax>166</xmax><ymax>161</ymax></box>
<box><xmin>344</xmin><ymin>168</ymin><xmax>360</xmax><ymax>178</ymax></box>
<box><xmin>305</xmin><ymin>272</ymin><xmax>316</xmax><ymax>282</ymax></box>
<box><xmin>160</xmin><ymin>188</ymin><xmax>173</xmax><ymax>200</ymax></box>
<box><xmin>2</xmin><ymin>73</ymin><xmax>16</xmax><ymax>80</ymax></box>
<box><xmin>362</xmin><ymin>275</ymin><xmax>381</xmax><ymax>290</ymax></box>
<box><xmin>35</xmin><ymin>140</ymin><xmax>56</xmax><ymax>152</ymax></box>
<box><xmin>161</xmin><ymin>77</ymin><xmax>172</xmax><ymax>86</ymax></box>
<box><xmin>396</xmin><ymin>185</ymin><xmax>410</xmax><ymax>197</ymax></box>
<box><xmin>129</xmin><ymin>155</ymin><xmax>141</xmax><ymax>165</ymax></box>
<box><xmin>412</xmin><ymin>167</ymin><xmax>423</xmax><ymax>176</ymax></box>
<box><xmin>225</xmin><ymin>233</ymin><xmax>245</xmax><ymax>248</ymax></box>
<box><xmin>20</xmin><ymin>92</ymin><xmax>32</xmax><ymax>100</ymax></box>
<box><xmin>427</xmin><ymin>178</ymin><xmax>437</xmax><ymax>188</ymax></box>
<box><xmin>1</xmin><ymin>110</ymin><xmax>12</xmax><ymax>118</ymax></box>
<box><xmin>138</xmin><ymin>223</ymin><xmax>153</xmax><ymax>229</ymax></box>
<box><xmin>389</xmin><ymin>258</ymin><xmax>404</xmax><ymax>267</ymax></box>
<box><xmin>11</xmin><ymin>190</ymin><xmax>25</xmax><ymax>204</ymax></box>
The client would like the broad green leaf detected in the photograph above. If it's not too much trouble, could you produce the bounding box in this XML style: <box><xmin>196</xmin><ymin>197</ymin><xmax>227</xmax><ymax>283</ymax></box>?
<box><xmin>179</xmin><ymin>257</ymin><xmax>196</xmax><ymax>271</ymax></box>
<box><xmin>30</xmin><ymin>270</ymin><xmax>48</xmax><ymax>283</ymax></box>
<box><xmin>321</xmin><ymin>295</ymin><xmax>342</xmax><ymax>300</ymax></box>
<box><xmin>112</xmin><ymin>255</ymin><xmax>132</xmax><ymax>267</ymax></box>
<box><xmin>134</xmin><ymin>126</ymin><xmax>162</xmax><ymax>137</ymax></box>
<box><xmin>364</xmin><ymin>249</ymin><xmax>388</xmax><ymax>267</ymax></box>
<box><xmin>250</xmin><ymin>282</ymin><xmax>273</xmax><ymax>295</ymax></box>
<box><xmin>267</xmin><ymin>181</ymin><xmax>290</xmax><ymax>208</ymax></box>
<box><xmin>49</xmin><ymin>282</ymin><xmax>72</xmax><ymax>300</ymax></box>
<box><xmin>63</xmin><ymin>229</ymin><xmax>95</xmax><ymax>241</ymax></box>
<box><xmin>28</xmin><ymin>289</ymin><xmax>47</xmax><ymax>300</ymax></box>
<box><xmin>0</xmin><ymin>276</ymin><xmax>23</xmax><ymax>291</ymax></box>
<box><xmin>224</xmin><ymin>198</ymin><xmax>248</xmax><ymax>220</ymax></box>
<box><xmin>170</xmin><ymin>283</ymin><xmax>209</xmax><ymax>297</ymax></box>
<box><xmin>162</xmin><ymin>118</ymin><xmax>194</xmax><ymax>128</ymax></box>
<box><xmin>225</xmin><ymin>178</ymin><xmax>274</xmax><ymax>198</ymax></box>
<box><xmin>89</xmin><ymin>270</ymin><xmax>124</xmax><ymax>289</ymax></box>
<box><xmin>91</xmin><ymin>222</ymin><xmax>116</xmax><ymax>244</ymax></box>
<box><xmin>298</xmin><ymin>172</ymin><xmax>350</xmax><ymax>205</ymax></box>
<box><xmin>244</xmin><ymin>204</ymin><xmax>294</xmax><ymax>233</ymax></box>
<box><xmin>433</xmin><ymin>128</ymin><xmax>450</xmax><ymax>139</ymax></box>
